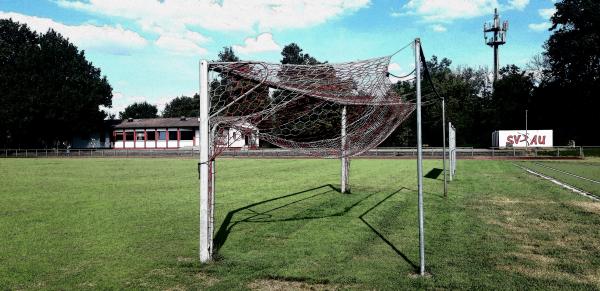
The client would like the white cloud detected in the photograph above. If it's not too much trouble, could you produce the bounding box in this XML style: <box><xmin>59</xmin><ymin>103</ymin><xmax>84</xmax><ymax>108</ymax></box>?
<box><xmin>56</xmin><ymin>0</ymin><xmax>370</xmax><ymax>32</ymax></box>
<box><xmin>0</xmin><ymin>11</ymin><xmax>147</xmax><ymax>55</ymax></box>
<box><xmin>155</xmin><ymin>31</ymin><xmax>209</xmax><ymax>55</ymax></box>
<box><xmin>507</xmin><ymin>0</ymin><xmax>529</xmax><ymax>10</ymax></box>
<box><xmin>538</xmin><ymin>7</ymin><xmax>556</xmax><ymax>19</ymax></box>
<box><xmin>401</xmin><ymin>0</ymin><xmax>529</xmax><ymax>23</ymax></box>
<box><xmin>387</xmin><ymin>62</ymin><xmax>413</xmax><ymax>82</ymax></box>
<box><xmin>431</xmin><ymin>24</ymin><xmax>447</xmax><ymax>32</ymax></box>
<box><xmin>528</xmin><ymin>21</ymin><xmax>551</xmax><ymax>31</ymax></box>
<box><xmin>233</xmin><ymin>33</ymin><xmax>281</xmax><ymax>54</ymax></box>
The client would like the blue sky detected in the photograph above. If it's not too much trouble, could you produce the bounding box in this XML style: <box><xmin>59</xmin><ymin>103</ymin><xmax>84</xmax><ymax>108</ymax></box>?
<box><xmin>0</xmin><ymin>0</ymin><xmax>556</xmax><ymax>114</ymax></box>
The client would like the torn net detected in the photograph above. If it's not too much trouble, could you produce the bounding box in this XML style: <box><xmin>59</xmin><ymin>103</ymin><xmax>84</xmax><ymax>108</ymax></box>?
<box><xmin>207</xmin><ymin>55</ymin><xmax>416</xmax><ymax>159</ymax></box>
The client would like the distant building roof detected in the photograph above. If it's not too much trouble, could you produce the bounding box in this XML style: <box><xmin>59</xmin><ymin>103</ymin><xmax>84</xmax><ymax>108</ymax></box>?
<box><xmin>114</xmin><ymin>117</ymin><xmax>198</xmax><ymax>129</ymax></box>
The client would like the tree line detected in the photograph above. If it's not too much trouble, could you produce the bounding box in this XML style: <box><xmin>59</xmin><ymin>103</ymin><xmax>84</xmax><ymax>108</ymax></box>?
<box><xmin>1</xmin><ymin>0</ymin><xmax>598</xmax><ymax>148</ymax></box>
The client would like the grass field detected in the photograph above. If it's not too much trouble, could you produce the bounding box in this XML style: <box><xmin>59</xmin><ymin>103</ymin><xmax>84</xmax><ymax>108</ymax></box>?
<box><xmin>518</xmin><ymin>159</ymin><xmax>600</xmax><ymax>195</ymax></box>
<box><xmin>1</xmin><ymin>158</ymin><xmax>599</xmax><ymax>290</ymax></box>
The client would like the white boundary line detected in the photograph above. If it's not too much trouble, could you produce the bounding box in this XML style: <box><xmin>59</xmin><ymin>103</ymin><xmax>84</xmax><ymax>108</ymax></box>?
<box><xmin>533</xmin><ymin>162</ymin><xmax>600</xmax><ymax>184</ymax></box>
<box><xmin>514</xmin><ymin>163</ymin><xmax>600</xmax><ymax>202</ymax></box>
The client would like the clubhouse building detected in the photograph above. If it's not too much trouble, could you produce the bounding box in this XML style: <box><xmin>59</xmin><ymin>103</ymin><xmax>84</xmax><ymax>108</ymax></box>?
<box><xmin>110</xmin><ymin>117</ymin><xmax>258</xmax><ymax>149</ymax></box>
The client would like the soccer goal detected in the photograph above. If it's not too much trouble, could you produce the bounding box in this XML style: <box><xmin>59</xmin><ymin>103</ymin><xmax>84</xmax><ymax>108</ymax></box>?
<box><xmin>198</xmin><ymin>38</ymin><xmax>429</xmax><ymax>275</ymax></box>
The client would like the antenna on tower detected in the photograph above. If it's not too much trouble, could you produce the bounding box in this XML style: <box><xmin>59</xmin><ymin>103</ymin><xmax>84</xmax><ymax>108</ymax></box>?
<box><xmin>484</xmin><ymin>8</ymin><xmax>508</xmax><ymax>83</ymax></box>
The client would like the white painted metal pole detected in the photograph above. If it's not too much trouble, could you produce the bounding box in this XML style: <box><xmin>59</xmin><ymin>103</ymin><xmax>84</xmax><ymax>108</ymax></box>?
<box><xmin>341</xmin><ymin>105</ymin><xmax>348</xmax><ymax>193</ymax></box>
<box><xmin>442</xmin><ymin>98</ymin><xmax>447</xmax><ymax>197</ymax></box>
<box><xmin>199</xmin><ymin>60</ymin><xmax>211</xmax><ymax>262</ymax></box>
<box><xmin>209</xmin><ymin>159</ymin><xmax>215</xmax><ymax>253</ymax></box>
<box><xmin>415</xmin><ymin>38</ymin><xmax>426</xmax><ymax>276</ymax></box>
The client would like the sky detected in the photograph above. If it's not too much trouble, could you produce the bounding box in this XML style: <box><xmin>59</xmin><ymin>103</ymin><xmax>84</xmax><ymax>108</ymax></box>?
<box><xmin>0</xmin><ymin>0</ymin><xmax>557</xmax><ymax>115</ymax></box>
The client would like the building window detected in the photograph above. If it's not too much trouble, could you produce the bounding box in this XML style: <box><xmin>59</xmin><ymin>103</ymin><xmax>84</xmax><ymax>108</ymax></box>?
<box><xmin>115</xmin><ymin>132</ymin><xmax>123</xmax><ymax>141</ymax></box>
<box><xmin>180</xmin><ymin>130</ymin><xmax>194</xmax><ymax>140</ymax></box>
<box><xmin>125</xmin><ymin>132</ymin><xmax>134</xmax><ymax>141</ymax></box>
<box><xmin>158</xmin><ymin>131</ymin><xmax>166</xmax><ymax>140</ymax></box>
<box><xmin>147</xmin><ymin>131</ymin><xmax>155</xmax><ymax>141</ymax></box>
<box><xmin>169</xmin><ymin>130</ymin><xmax>178</xmax><ymax>141</ymax></box>
<box><xmin>136</xmin><ymin>131</ymin><xmax>144</xmax><ymax>141</ymax></box>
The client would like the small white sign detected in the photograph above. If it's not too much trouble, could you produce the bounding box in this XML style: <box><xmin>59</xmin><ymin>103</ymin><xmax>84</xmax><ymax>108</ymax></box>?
<box><xmin>494</xmin><ymin>130</ymin><xmax>553</xmax><ymax>148</ymax></box>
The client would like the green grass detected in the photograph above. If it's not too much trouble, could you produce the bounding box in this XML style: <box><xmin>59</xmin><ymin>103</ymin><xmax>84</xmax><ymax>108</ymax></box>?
<box><xmin>1</xmin><ymin>158</ymin><xmax>599</xmax><ymax>290</ymax></box>
<box><xmin>518</xmin><ymin>159</ymin><xmax>600</xmax><ymax>195</ymax></box>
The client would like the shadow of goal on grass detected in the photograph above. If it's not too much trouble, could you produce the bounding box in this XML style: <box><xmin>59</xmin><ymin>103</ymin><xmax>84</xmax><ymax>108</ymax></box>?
<box><xmin>358</xmin><ymin>188</ymin><xmax>418</xmax><ymax>271</ymax></box>
<box><xmin>214</xmin><ymin>186</ymin><xmax>418</xmax><ymax>271</ymax></box>
<box><xmin>214</xmin><ymin>184</ymin><xmax>384</xmax><ymax>251</ymax></box>
<box><xmin>214</xmin><ymin>184</ymin><xmax>334</xmax><ymax>251</ymax></box>
<box><xmin>424</xmin><ymin>168</ymin><xmax>443</xmax><ymax>180</ymax></box>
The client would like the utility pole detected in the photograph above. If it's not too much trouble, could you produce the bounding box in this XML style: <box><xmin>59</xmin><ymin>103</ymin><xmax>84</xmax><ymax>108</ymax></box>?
<box><xmin>484</xmin><ymin>8</ymin><xmax>508</xmax><ymax>83</ymax></box>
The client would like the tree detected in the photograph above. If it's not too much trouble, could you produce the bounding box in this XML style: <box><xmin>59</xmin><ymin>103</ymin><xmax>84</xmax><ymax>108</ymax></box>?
<box><xmin>386</xmin><ymin>56</ymin><xmax>491</xmax><ymax>147</ymax></box>
<box><xmin>119</xmin><ymin>102</ymin><xmax>158</xmax><ymax>119</ymax></box>
<box><xmin>539</xmin><ymin>0</ymin><xmax>600</xmax><ymax>144</ymax></box>
<box><xmin>280</xmin><ymin>43</ymin><xmax>320</xmax><ymax>65</ymax></box>
<box><xmin>162</xmin><ymin>94</ymin><xmax>200</xmax><ymax>117</ymax></box>
<box><xmin>218</xmin><ymin>46</ymin><xmax>239</xmax><ymax>62</ymax></box>
<box><xmin>490</xmin><ymin>65</ymin><xmax>535</xmax><ymax>130</ymax></box>
<box><xmin>0</xmin><ymin>19</ymin><xmax>112</xmax><ymax>148</ymax></box>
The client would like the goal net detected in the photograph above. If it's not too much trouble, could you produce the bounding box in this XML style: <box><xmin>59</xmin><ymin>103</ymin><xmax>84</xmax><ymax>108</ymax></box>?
<box><xmin>206</xmin><ymin>56</ymin><xmax>416</xmax><ymax>159</ymax></box>
<box><xmin>199</xmin><ymin>46</ymin><xmax>421</xmax><ymax>263</ymax></box>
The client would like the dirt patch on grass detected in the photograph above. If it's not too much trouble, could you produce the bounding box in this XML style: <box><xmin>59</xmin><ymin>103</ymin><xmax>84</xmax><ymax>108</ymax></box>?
<box><xmin>498</xmin><ymin>265</ymin><xmax>586</xmax><ymax>284</ymax></box>
<box><xmin>248</xmin><ymin>279</ymin><xmax>342</xmax><ymax>291</ymax></box>
<box><xmin>487</xmin><ymin>197</ymin><xmax>558</xmax><ymax>205</ymax></box>
<box><xmin>195</xmin><ymin>272</ymin><xmax>219</xmax><ymax>287</ymax></box>
<box><xmin>571</xmin><ymin>201</ymin><xmax>600</xmax><ymax>215</ymax></box>
<box><xmin>476</xmin><ymin>196</ymin><xmax>600</xmax><ymax>288</ymax></box>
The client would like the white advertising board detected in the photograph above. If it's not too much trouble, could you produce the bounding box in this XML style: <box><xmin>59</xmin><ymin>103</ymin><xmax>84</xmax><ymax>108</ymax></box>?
<box><xmin>494</xmin><ymin>130</ymin><xmax>553</xmax><ymax>148</ymax></box>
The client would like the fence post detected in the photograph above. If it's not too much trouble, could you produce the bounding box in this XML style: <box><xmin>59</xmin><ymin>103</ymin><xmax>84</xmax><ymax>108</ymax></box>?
<box><xmin>580</xmin><ymin>146</ymin><xmax>584</xmax><ymax>159</ymax></box>
<box><xmin>557</xmin><ymin>148</ymin><xmax>560</xmax><ymax>157</ymax></box>
<box><xmin>513</xmin><ymin>147</ymin><xmax>515</xmax><ymax>157</ymax></box>
<box><xmin>25</xmin><ymin>149</ymin><xmax>28</xmax><ymax>158</ymax></box>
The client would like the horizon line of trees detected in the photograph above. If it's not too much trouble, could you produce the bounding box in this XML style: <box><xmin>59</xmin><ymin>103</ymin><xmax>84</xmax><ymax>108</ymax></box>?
<box><xmin>2</xmin><ymin>0</ymin><xmax>598</xmax><ymax>148</ymax></box>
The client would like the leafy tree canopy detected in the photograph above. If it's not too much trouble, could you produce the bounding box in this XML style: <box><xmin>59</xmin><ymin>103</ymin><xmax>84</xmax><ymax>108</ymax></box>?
<box><xmin>0</xmin><ymin>19</ymin><xmax>112</xmax><ymax>148</ymax></box>
<box><xmin>162</xmin><ymin>94</ymin><xmax>199</xmax><ymax>117</ymax></box>
<box><xmin>119</xmin><ymin>102</ymin><xmax>158</xmax><ymax>119</ymax></box>
<box><xmin>280</xmin><ymin>43</ymin><xmax>321</xmax><ymax>65</ymax></box>
<box><xmin>218</xmin><ymin>46</ymin><xmax>239</xmax><ymax>62</ymax></box>
<box><xmin>538</xmin><ymin>0</ymin><xmax>600</xmax><ymax>144</ymax></box>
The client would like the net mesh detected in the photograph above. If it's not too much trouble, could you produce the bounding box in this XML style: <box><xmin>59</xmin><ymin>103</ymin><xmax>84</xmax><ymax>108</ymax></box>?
<box><xmin>207</xmin><ymin>55</ymin><xmax>416</xmax><ymax>159</ymax></box>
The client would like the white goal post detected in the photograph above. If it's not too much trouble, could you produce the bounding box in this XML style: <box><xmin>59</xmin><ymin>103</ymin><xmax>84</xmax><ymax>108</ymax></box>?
<box><xmin>449</xmin><ymin>122</ymin><xmax>456</xmax><ymax>181</ymax></box>
<box><xmin>197</xmin><ymin>39</ymin><xmax>427</xmax><ymax>276</ymax></box>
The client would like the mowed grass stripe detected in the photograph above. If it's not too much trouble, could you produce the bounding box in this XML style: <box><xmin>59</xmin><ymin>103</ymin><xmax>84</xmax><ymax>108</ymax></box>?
<box><xmin>1</xmin><ymin>158</ymin><xmax>599</xmax><ymax>290</ymax></box>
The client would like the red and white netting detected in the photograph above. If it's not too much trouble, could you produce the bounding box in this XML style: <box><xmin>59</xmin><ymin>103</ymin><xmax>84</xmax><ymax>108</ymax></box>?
<box><xmin>207</xmin><ymin>55</ymin><xmax>416</xmax><ymax>159</ymax></box>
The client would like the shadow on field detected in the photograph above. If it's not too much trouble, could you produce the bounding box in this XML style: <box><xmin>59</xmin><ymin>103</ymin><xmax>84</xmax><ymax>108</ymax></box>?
<box><xmin>358</xmin><ymin>188</ymin><xmax>418</xmax><ymax>271</ymax></box>
<box><xmin>214</xmin><ymin>185</ymin><xmax>417</xmax><ymax>271</ymax></box>
<box><xmin>424</xmin><ymin>168</ymin><xmax>443</xmax><ymax>180</ymax></box>
<box><xmin>214</xmin><ymin>184</ymin><xmax>387</xmax><ymax>251</ymax></box>
<box><xmin>214</xmin><ymin>184</ymin><xmax>335</xmax><ymax>251</ymax></box>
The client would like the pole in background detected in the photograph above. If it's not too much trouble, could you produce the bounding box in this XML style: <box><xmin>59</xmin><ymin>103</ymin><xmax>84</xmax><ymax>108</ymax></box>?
<box><xmin>484</xmin><ymin>8</ymin><xmax>508</xmax><ymax>83</ymax></box>
<box><xmin>341</xmin><ymin>105</ymin><xmax>349</xmax><ymax>193</ymax></box>
<box><xmin>525</xmin><ymin>109</ymin><xmax>528</xmax><ymax>150</ymax></box>
<box><xmin>442</xmin><ymin>98</ymin><xmax>447</xmax><ymax>197</ymax></box>
<box><xmin>415</xmin><ymin>38</ymin><xmax>426</xmax><ymax>276</ymax></box>
<box><xmin>199</xmin><ymin>60</ymin><xmax>211</xmax><ymax>263</ymax></box>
